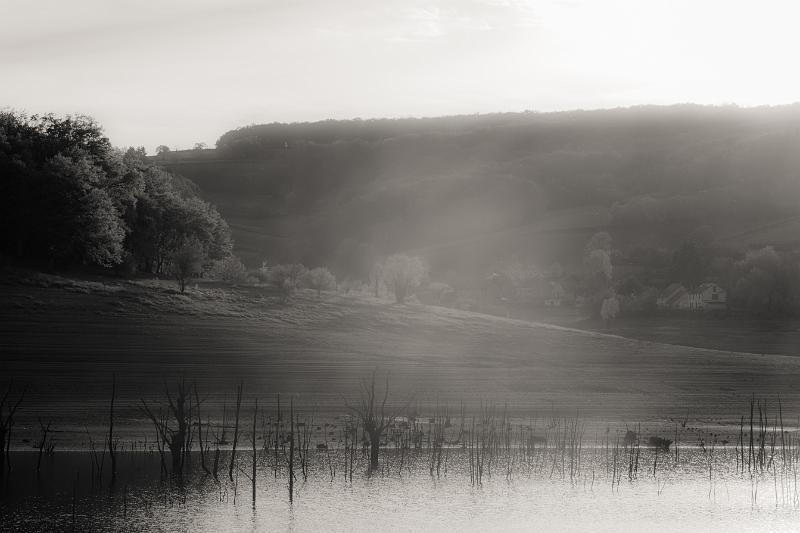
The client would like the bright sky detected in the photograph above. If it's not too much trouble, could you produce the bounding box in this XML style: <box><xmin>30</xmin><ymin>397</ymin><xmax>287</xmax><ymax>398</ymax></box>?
<box><xmin>2</xmin><ymin>0</ymin><xmax>799</xmax><ymax>151</ymax></box>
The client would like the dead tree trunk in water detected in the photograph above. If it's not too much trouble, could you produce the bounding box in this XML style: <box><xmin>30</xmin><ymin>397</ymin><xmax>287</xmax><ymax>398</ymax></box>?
<box><xmin>274</xmin><ymin>394</ymin><xmax>281</xmax><ymax>478</ymax></box>
<box><xmin>108</xmin><ymin>374</ymin><xmax>117</xmax><ymax>484</ymax></box>
<box><xmin>229</xmin><ymin>382</ymin><xmax>243</xmax><ymax>481</ymax></box>
<box><xmin>36</xmin><ymin>418</ymin><xmax>51</xmax><ymax>473</ymax></box>
<box><xmin>252</xmin><ymin>397</ymin><xmax>258</xmax><ymax>507</ymax></box>
<box><xmin>289</xmin><ymin>397</ymin><xmax>294</xmax><ymax>503</ymax></box>
<box><xmin>345</xmin><ymin>371</ymin><xmax>405</xmax><ymax>473</ymax></box>
<box><xmin>211</xmin><ymin>400</ymin><xmax>227</xmax><ymax>481</ymax></box>
<box><xmin>0</xmin><ymin>382</ymin><xmax>26</xmax><ymax>474</ymax></box>
<box><xmin>140</xmin><ymin>378</ymin><xmax>191</xmax><ymax>477</ymax></box>
<box><xmin>194</xmin><ymin>383</ymin><xmax>210</xmax><ymax>475</ymax></box>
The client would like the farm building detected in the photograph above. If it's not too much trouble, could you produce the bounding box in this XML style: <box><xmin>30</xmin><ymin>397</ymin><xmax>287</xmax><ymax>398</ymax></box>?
<box><xmin>687</xmin><ymin>282</ymin><xmax>727</xmax><ymax>310</ymax></box>
<box><xmin>657</xmin><ymin>282</ymin><xmax>727</xmax><ymax>311</ymax></box>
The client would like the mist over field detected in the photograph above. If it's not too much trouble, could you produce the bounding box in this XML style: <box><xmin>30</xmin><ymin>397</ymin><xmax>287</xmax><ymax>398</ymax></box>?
<box><xmin>4</xmin><ymin>1</ymin><xmax>800</xmax><ymax>531</ymax></box>
<box><xmin>4</xmin><ymin>104</ymin><xmax>800</xmax><ymax>531</ymax></box>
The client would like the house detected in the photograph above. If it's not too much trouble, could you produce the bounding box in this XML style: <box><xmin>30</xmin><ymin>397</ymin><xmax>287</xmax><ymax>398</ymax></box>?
<box><xmin>658</xmin><ymin>282</ymin><xmax>727</xmax><ymax>311</ymax></box>
<box><xmin>687</xmin><ymin>282</ymin><xmax>727</xmax><ymax>310</ymax></box>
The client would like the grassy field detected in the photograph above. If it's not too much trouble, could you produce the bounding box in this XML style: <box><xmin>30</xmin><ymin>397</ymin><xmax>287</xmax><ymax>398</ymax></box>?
<box><xmin>3</xmin><ymin>271</ymin><xmax>800</xmax><ymax>446</ymax></box>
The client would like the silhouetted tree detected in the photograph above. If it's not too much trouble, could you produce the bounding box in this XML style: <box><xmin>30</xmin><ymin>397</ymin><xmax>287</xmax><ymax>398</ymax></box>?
<box><xmin>0</xmin><ymin>381</ymin><xmax>25</xmax><ymax>473</ymax></box>
<box><xmin>381</xmin><ymin>254</ymin><xmax>428</xmax><ymax>303</ymax></box>
<box><xmin>304</xmin><ymin>267</ymin><xmax>336</xmax><ymax>297</ymax></box>
<box><xmin>140</xmin><ymin>379</ymin><xmax>192</xmax><ymax>477</ymax></box>
<box><xmin>266</xmin><ymin>263</ymin><xmax>307</xmax><ymax>301</ymax></box>
<box><xmin>169</xmin><ymin>238</ymin><xmax>205</xmax><ymax>293</ymax></box>
<box><xmin>345</xmin><ymin>372</ymin><xmax>404</xmax><ymax>472</ymax></box>
<box><xmin>732</xmin><ymin>246</ymin><xmax>800</xmax><ymax>315</ymax></box>
<box><xmin>0</xmin><ymin>111</ymin><xmax>232</xmax><ymax>271</ymax></box>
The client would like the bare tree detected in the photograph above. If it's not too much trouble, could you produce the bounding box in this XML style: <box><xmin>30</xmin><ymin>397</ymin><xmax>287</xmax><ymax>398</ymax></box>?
<box><xmin>251</xmin><ymin>398</ymin><xmax>258</xmax><ymax>506</ymax></box>
<box><xmin>228</xmin><ymin>382</ymin><xmax>243</xmax><ymax>481</ymax></box>
<box><xmin>108</xmin><ymin>374</ymin><xmax>118</xmax><ymax>484</ymax></box>
<box><xmin>194</xmin><ymin>383</ymin><xmax>211</xmax><ymax>475</ymax></box>
<box><xmin>36</xmin><ymin>418</ymin><xmax>52</xmax><ymax>473</ymax></box>
<box><xmin>345</xmin><ymin>372</ymin><xmax>405</xmax><ymax>472</ymax></box>
<box><xmin>381</xmin><ymin>254</ymin><xmax>428</xmax><ymax>303</ymax></box>
<box><xmin>211</xmin><ymin>399</ymin><xmax>227</xmax><ymax>480</ymax></box>
<box><xmin>370</xmin><ymin>262</ymin><xmax>383</xmax><ymax>298</ymax></box>
<box><xmin>289</xmin><ymin>397</ymin><xmax>295</xmax><ymax>502</ymax></box>
<box><xmin>0</xmin><ymin>381</ymin><xmax>25</xmax><ymax>473</ymax></box>
<box><xmin>140</xmin><ymin>379</ymin><xmax>191</xmax><ymax>477</ymax></box>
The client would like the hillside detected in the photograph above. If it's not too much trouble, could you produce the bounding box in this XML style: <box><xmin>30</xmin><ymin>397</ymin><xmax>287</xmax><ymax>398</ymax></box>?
<box><xmin>5</xmin><ymin>271</ymin><xmax>800</xmax><ymax>447</ymax></box>
<box><xmin>154</xmin><ymin>104</ymin><xmax>800</xmax><ymax>279</ymax></box>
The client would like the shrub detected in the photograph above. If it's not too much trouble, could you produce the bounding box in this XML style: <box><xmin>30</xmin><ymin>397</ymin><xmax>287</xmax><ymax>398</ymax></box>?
<box><xmin>209</xmin><ymin>255</ymin><xmax>250</xmax><ymax>284</ymax></box>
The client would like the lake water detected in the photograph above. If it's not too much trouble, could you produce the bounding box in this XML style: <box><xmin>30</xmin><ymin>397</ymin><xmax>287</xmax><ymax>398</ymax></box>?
<box><xmin>2</xmin><ymin>448</ymin><xmax>800</xmax><ymax>532</ymax></box>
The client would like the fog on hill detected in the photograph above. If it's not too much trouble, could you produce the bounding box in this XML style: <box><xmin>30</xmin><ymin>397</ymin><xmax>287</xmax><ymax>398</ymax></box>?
<box><xmin>144</xmin><ymin>104</ymin><xmax>800</xmax><ymax>319</ymax></box>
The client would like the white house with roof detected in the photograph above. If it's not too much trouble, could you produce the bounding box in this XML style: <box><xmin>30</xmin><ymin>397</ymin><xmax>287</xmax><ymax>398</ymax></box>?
<box><xmin>658</xmin><ymin>282</ymin><xmax>726</xmax><ymax>311</ymax></box>
<box><xmin>687</xmin><ymin>282</ymin><xmax>727</xmax><ymax>310</ymax></box>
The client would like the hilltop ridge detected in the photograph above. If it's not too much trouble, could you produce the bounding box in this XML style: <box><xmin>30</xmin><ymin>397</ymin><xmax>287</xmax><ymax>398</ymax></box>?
<box><xmin>153</xmin><ymin>104</ymin><xmax>800</xmax><ymax>278</ymax></box>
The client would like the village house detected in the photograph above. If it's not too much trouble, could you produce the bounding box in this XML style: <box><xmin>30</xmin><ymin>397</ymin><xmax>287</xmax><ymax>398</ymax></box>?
<box><xmin>687</xmin><ymin>282</ymin><xmax>727</xmax><ymax>310</ymax></box>
<box><xmin>657</xmin><ymin>282</ymin><xmax>727</xmax><ymax>311</ymax></box>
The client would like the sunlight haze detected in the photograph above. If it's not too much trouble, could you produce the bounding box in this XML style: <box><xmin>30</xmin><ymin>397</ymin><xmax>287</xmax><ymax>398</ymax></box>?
<box><xmin>2</xmin><ymin>0</ymin><xmax>799</xmax><ymax>151</ymax></box>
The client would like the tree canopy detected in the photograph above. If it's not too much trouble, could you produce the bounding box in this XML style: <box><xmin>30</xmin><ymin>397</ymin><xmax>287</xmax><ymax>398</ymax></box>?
<box><xmin>0</xmin><ymin>111</ymin><xmax>232</xmax><ymax>274</ymax></box>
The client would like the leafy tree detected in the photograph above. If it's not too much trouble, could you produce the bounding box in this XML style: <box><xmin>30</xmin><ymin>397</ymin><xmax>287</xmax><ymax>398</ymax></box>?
<box><xmin>732</xmin><ymin>246</ymin><xmax>799</xmax><ymax>315</ymax></box>
<box><xmin>210</xmin><ymin>255</ymin><xmax>250</xmax><ymax>284</ymax></box>
<box><xmin>381</xmin><ymin>254</ymin><xmax>428</xmax><ymax>303</ymax></box>
<box><xmin>266</xmin><ymin>263</ymin><xmax>308</xmax><ymax>301</ymax></box>
<box><xmin>42</xmin><ymin>153</ymin><xmax>127</xmax><ymax>267</ymax></box>
<box><xmin>585</xmin><ymin>249</ymin><xmax>612</xmax><ymax>280</ymax></box>
<box><xmin>600</xmin><ymin>295</ymin><xmax>620</xmax><ymax>326</ymax></box>
<box><xmin>156</xmin><ymin>145</ymin><xmax>171</xmax><ymax>155</ymax></box>
<box><xmin>0</xmin><ymin>111</ymin><xmax>232</xmax><ymax>273</ymax></box>
<box><xmin>127</xmin><ymin>167</ymin><xmax>232</xmax><ymax>274</ymax></box>
<box><xmin>304</xmin><ymin>267</ymin><xmax>336</xmax><ymax>297</ymax></box>
<box><xmin>169</xmin><ymin>237</ymin><xmax>205</xmax><ymax>293</ymax></box>
<box><xmin>583</xmin><ymin>232</ymin><xmax>614</xmax><ymax>316</ymax></box>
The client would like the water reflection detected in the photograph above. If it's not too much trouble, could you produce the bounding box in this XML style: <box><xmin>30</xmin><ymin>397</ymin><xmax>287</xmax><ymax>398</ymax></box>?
<box><xmin>1</xmin><ymin>450</ymin><xmax>799</xmax><ymax>532</ymax></box>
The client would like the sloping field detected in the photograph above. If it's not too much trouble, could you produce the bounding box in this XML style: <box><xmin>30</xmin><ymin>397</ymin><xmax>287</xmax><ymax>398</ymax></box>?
<box><xmin>3</xmin><ymin>274</ymin><xmax>800</xmax><ymax>444</ymax></box>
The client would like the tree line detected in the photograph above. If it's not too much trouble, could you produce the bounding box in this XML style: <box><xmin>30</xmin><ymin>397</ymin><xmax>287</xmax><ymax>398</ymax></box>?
<box><xmin>0</xmin><ymin>112</ymin><xmax>233</xmax><ymax>282</ymax></box>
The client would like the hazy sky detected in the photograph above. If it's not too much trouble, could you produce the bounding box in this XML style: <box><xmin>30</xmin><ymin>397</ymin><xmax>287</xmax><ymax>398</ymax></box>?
<box><xmin>2</xmin><ymin>0</ymin><xmax>799</xmax><ymax>151</ymax></box>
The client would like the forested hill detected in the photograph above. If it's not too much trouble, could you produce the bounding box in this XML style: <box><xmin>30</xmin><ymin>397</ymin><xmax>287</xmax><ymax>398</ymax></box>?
<box><xmin>155</xmin><ymin>104</ymin><xmax>800</xmax><ymax>279</ymax></box>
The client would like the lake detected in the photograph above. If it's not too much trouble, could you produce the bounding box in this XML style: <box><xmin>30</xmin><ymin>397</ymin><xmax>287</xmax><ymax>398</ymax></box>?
<box><xmin>2</xmin><ymin>446</ymin><xmax>799</xmax><ymax>532</ymax></box>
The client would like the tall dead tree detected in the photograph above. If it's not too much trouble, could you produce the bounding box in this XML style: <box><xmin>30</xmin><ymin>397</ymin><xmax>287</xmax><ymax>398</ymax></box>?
<box><xmin>346</xmin><ymin>371</ymin><xmax>404</xmax><ymax>472</ymax></box>
<box><xmin>252</xmin><ymin>397</ymin><xmax>258</xmax><ymax>507</ymax></box>
<box><xmin>194</xmin><ymin>383</ymin><xmax>210</xmax><ymax>475</ymax></box>
<box><xmin>36</xmin><ymin>418</ymin><xmax>52</xmax><ymax>473</ymax></box>
<box><xmin>211</xmin><ymin>400</ymin><xmax>227</xmax><ymax>481</ymax></box>
<box><xmin>108</xmin><ymin>374</ymin><xmax>118</xmax><ymax>484</ymax></box>
<box><xmin>140</xmin><ymin>379</ymin><xmax>191</xmax><ymax>477</ymax></box>
<box><xmin>0</xmin><ymin>381</ymin><xmax>26</xmax><ymax>473</ymax></box>
<box><xmin>229</xmin><ymin>382</ymin><xmax>243</xmax><ymax>481</ymax></box>
<box><xmin>289</xmin><ymin>397</ymin><xmax>294</xmax><ymax>503</ymax></box>
<box><xmin>274</xmin><ymin>393</ymin><xmax>281</xmax><ymax>478</ymax></box>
